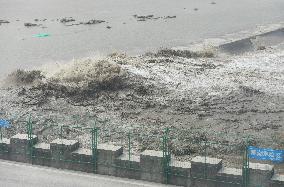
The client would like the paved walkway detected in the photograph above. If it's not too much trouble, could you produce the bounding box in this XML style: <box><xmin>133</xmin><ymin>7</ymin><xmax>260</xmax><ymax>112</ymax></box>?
<box><xmin>0</xmin><ymin>160</ymin><xmax>176</xmax><ymax>187</ymax></box>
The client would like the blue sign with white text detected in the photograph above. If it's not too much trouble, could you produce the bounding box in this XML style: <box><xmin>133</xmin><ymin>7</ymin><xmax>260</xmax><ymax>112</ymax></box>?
<box><xmin>0</xmin><ymin>119</ymin><xmax>10</xmax><ymax>128</ymax></box>
<box><xmin>248</xmin><ymin>146</ymin><xmax>284</xmax><ymax>163</ymax></box>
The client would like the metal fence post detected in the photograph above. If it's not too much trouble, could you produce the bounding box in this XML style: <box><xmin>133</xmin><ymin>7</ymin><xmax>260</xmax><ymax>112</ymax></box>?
<box><xmin>0</xmin><ymin>127</ymin><xmax>2</xmax><ymax>154</ymax></box>
<box><xmin>204</xmin><ymin>139</ymin><xmax>208</xmax><ymax>179</ymax></box>
<box><xmin>26</xmin><ymin>115</ymin><xmax>33</xmax><ymax>162</ymax></box>
<box><xmin>242</xmin><ymin>137</ymin><xmax>250</xmax><ymax>187</ymax></box>
<box><xmin>128</xmin><ymin>132</ymin><xmax>131</xmax><ymax>161</ymax></box>
<box><xmin>0</xmin><ymin>127</ymin><xmax>2</xmax><ymax>141</ymax></box>
<box><xmin>59</xmin><ymin>125</ymin><xmax>63</xmax><ymax>161</ymax></box>
<box><xmin>91</xmin><ymin>127</ymin><xmax>98</xmax><ymax>173</ymax></box>
<box><xmin>163</xmin><ymin>128</ymin><xmax>171</xmax><ymax>184</ymax></box>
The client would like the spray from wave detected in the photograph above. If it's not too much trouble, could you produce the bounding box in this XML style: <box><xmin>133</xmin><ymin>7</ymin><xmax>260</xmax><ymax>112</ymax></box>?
<box><xmin>3</xmin><ymin>56</ymin><xmax>126</xmax><ymax>96</ymax></box>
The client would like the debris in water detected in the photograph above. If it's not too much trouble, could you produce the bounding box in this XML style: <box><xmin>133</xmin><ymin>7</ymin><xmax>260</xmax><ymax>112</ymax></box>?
<box><xmin>257</xmin><ymin>46</ymin><xmax>266</xmax><ymax>50</ymax></box>
<box><xmin>60</xmin><ymin>17</ymin><xmax>75</xmax><ymax>23</ymax></box>
<box><xmin>164</xmin><ymin>16</ymin><xmax>176</xmax><ymax>19</ymax></box>
<box><xmin>0</xmin><ymin>20</ymin><xmax>9</xmax><ymax>25</ymax></box>
<box><xmin>24</xmin><ymin>23</ymin><xmax>40</xmax><ymax>27</ymax></box>
<box><xmin>133</xmin><ymin>14</ymin><xmax>176</xmax><ymax>22</ymax></box>
<box><xmin>81</xmin><ymin>19</ymin><xmax>105</xmax><ymax>25</ymax></box>
<box><xmin>34</xmin><ymin>33</ymin><xmax>50</xmax><ymax>38</ymax></box>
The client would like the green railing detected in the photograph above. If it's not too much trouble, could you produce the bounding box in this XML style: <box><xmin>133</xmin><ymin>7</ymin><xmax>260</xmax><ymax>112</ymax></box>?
<box><xmin>0</xmin><ymin>114</ymin><xmax>281</xmax><ymax>187</ymax></box>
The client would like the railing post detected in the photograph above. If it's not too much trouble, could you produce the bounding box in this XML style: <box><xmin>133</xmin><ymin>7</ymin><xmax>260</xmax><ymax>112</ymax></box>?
<box><xmin>128</xmin><ymin>132</ymin><xmax>131</xmax><ymax>161</ymax></box>
<box><xmin>60</xmin><ymin>125</ymin><xmax>63</xmax><ymax>161</ymax></box>
<box><xmin>163</xmin><ymin>128</ymin><xmax>171</xmax><ymax>184</ymax></box>
<box><xmin>204</xmin><ymin>139</ymin><xmax>208</xmax><ymax>179</ymax></box>
<box><xmin>0</xmin><ymin>127</ymin><xmax>2</xmax><ymax>155</ymax></box>
<box><xmin>91</xmin><ymin>127</ymin><xmax>98</xmax><ymax>173</ymax></box>
<box><xmin>26</xmin><ymin>115</ymin><xmax>34</xmax><ymax>162</ymax></box>
<box><xmin>242</xmin><ymin>137</ymin><xmax>250</xmax><ymax>187</ymax></box>
<box><xmin>0</xmin><ymin>127</ymin><xmax>2</xmax><ymax>141</ymax></box>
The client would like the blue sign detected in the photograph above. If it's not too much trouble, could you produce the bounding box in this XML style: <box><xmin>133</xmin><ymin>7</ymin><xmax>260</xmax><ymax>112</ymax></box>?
<box><xmin>0</xmin><ymin>119</ymin><xmax>10</xmax><ymax>128</ymax></box>
<box><xmin>248</xmin><ymin>146</ymin><xmax>284</xmax><ymax>163</ymax></box>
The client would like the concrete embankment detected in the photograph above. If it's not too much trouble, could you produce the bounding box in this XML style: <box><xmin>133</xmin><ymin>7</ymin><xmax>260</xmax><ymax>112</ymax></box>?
<box><xmin>0</xmin><ymin>133</ymin><xmax>283</xmax><ymax>187</ymax></box>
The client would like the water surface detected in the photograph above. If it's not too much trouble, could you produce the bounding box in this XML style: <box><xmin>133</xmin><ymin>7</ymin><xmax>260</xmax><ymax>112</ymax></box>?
<box><xmin>1</xmin><ymin>0</ymin><xmax>284</xmax><ymax>77</ymax></box>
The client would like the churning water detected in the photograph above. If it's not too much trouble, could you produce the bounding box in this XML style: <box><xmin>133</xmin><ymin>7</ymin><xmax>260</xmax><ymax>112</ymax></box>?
<box><xmin>1</xmin><ymin>0</ymin><xmax>284</xmax><ymax>78</ymax></box>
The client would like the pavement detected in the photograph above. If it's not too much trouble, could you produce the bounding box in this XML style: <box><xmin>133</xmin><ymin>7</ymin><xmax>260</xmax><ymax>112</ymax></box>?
<box><xmin>0</xmin><ymin>160</ymin><xmax>176</xmax><ymax>187</ymax></box>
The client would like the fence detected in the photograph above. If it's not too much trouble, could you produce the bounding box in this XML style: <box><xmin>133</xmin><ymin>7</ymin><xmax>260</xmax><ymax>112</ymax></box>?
<box><xmin>0</xmin><ymin>115</ymin><xmax>283</xmax><ymax>187</ymax></box>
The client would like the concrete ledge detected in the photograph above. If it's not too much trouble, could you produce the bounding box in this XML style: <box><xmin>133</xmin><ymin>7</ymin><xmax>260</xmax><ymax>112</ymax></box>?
<box><xmin>97</xmin><ymin>144</ymin><xmax>124</xmax><ymax>157</ymax></box>
<box><xmin>50</xmin><ymin>139</ymin><xmax>79</xmax><ymax>153</ymax></box>
<box><xmin>33</xmin><ymin>143</ymin><xmax>51</xmax><ymax>166</ymax></box>
<box><xmin>0</xmin><ymin>138</ymin><xmax>10</xmax><ymax>159</ymax></box>
<box><xmin>0</xmin><ymin>133</ymin><xmax>283</xmax><ymax>187</ymax></box>
<box><xmin>50</xmin><ymin>139</ymin><xmax>79</xmax><ymax>169</ymax></box>
<box><xmin>191</xmin><ymin>156</ymin><xmax>222</xmax><ymax>179</ymax></box>
<box><xmin>115</xmin><ymin>153</ymin><xmax>141</xmax><ymax>179</ymax></box>
<box><xmin>97</xmin><ymin>143</ymin><xmax>123</xmax><ymax>175</ymax></box>
<box><xmin>169</xmin><ymin>160</ymin><xmax>191</xmax><ymax>187</ymax></box>
<box><xmin>216</xmin><ymin>167</ymin><xmax>242</xmax><ymax>187</ymax></box>
<box><xmin>140</xmin><ymin>150</ymin><xmax>165</xmax><ymax>183</ymax></box>
<box><xmin>71</xmin><ymin>148</ymin><xmax>93</xmax><ymax>173</ymax></box>
<box><xmin>10</xmin><ymin>134</ymin><xmax>38</xmax><ymax>163</ymax></box>
<box><xmin>249</xmin><ymin>162</ymin><xmax>274</xmax><ymax>187</ymax></box>
<box><xmin>270</xmin><ymin>174</ymin><xmax>284</xmax><ymax>187</ymax></box>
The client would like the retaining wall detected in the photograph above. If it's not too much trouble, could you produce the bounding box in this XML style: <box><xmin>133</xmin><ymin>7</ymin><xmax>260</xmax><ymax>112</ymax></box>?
<box><xmin>0</xmin><ymin>133</ymin><xmax>283</xmax><ymax>187</ymax></box>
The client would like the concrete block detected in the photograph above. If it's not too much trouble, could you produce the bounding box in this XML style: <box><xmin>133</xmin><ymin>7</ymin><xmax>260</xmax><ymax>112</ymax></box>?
<box><xmin>4</xmin><ymin>132</ymin><xmax>281</xmax><ymax>187</ymax></box>
<box><xmin>140</xmin><ymin>150</ymin><xmax>165</xmax><ymax>183</ymax></box>
<box><xmin>0</xmin><ymin>138</ymin><xmax>10</xmax><ymax>160</ymax></box>
<box><xmin>71</xmin><ymin>148</ymin><xmax>93</xmax><ymax>173</ymax></box>
<box><xmin>10</xmin><ymin>134</ymin><xmax>38</xmax><ymax>163</ymax></box>
<box><xmin>169</xmin><ymin>160</ymin><xmax>191</xmax><ymax>187</ymax></box>
<box><xmin>191</xmin><ymin>156</ymin><xmax>222</xmax><ymax>179</ymax></box>
<box><xmin>269</xmin><ymin>174</ymin><xmax>284</xmax><ymax>187</ymax></box>
<box><xmin>97</xmin><ymin>144</ymin><xmax>123</xmax><ymax>175</ymax></box>
<box><xmin>216</xmin><ymin>167</ymin><xmax>242</xmax><ymax>187</ymax></box>
<box><xmin>33</xmin><ymin>143</ymin><xmax>51</xmax><ymax>166</ymax></box>
<box><xmin>114</xmin><ymin>153</ymin><xmax>141</xmax><ymax>180</ymax></box>
<box><xmin>249</xmin><ymin>162</ymin><xmax>274</xmax><ymax>187</ymax></box>
<box><xmin>50</xmin><ymin>139</ymin><xmax>79</xmax><ymax>169</ymax></box>
<box><xmin>190</xmin><ymin>156</ymin><xmax>222</xmax><ymax>187</ymax></box>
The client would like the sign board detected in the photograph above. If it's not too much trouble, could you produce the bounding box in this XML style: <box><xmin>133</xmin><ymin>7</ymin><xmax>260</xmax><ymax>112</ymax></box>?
<box><xmin>0</xmin><ymin>119</ymin><xmax>10</xmax><ymax>128</ymax></box>
<box><xmin>248</xmin><ymin>146</ymin><xmax>284</xmax><ymax>163</ymax></box>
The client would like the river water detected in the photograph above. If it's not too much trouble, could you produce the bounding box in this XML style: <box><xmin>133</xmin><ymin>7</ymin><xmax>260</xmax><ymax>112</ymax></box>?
<box><xmin>0</xmin><ymin>0</ymin><xmax>284</xmax><ymax>77</ymax></box>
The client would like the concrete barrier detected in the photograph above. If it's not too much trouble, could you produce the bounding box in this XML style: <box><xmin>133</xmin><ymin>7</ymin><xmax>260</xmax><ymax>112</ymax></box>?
<box><xmin>249</xmin><ymin>162</ymin><xmax>274</xmax><ymax>187</ymax></box>
<box><xmin>71</xmin><ymin>148</ymin><xmax>93</xmax><ymax>173</ymax></box>
<box><xmin>97</xmin><ymin>144</ymin><xmax>123</xmax><ymax>176</ymax></box>
<box><xmin>50</xmin><ymin>138</ymin><xmax>79</xmax><ymax>169</ymax></box>
<box><xmin>0</xmin><ymin>138</ymin><xmax>10</xmax><ymax>160</ymax></box>
<box><xmin>0</xmin><ymin>133</ymin><xmax>283</xmax><ymax>187</ymax></box>
<box><xmin>270</xmin><ymin>174</ymin><xmax>284</xmax><ymax>187</ymax></box>
<box><xmin>140</xmin><ymin>150</ymin><xmax>165</xmax><ymax>183</ymax></box>
<box><xmin>169</xmin><ymin>160</ymin><xmax>191</xmax><ymax>187</ymax></box>
<box><xmin>33</xmin><ymin>142</ymin><xmax>51</xmax><ymax>166</ymax></box>
<box><xmin>114</xmin><ymin>153</ymin><xmax>141</xmax><ymax>179</ymax></box>
<box><xmin>10</xmin><ymin>134</ymin><xmax>38</xmax><ymax>163</ymax></box>
<box><xmin>216</xmin><ymin>167</ymin><xmax>242</xmax><ymax>187</ymax></box>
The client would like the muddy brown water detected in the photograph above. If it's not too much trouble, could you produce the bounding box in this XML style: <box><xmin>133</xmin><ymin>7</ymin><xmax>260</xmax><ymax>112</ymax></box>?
<box><xmin>1</xmin><ymin>0</ymin><xmax>284</xmax><ymax>78</ymax></box>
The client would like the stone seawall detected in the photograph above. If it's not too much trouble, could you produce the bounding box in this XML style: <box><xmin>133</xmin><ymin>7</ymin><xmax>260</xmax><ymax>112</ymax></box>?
<box><xmin>0</xmin><ymin>133</ymin><xmax>283</xmax><ymax>187</ymax></box>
